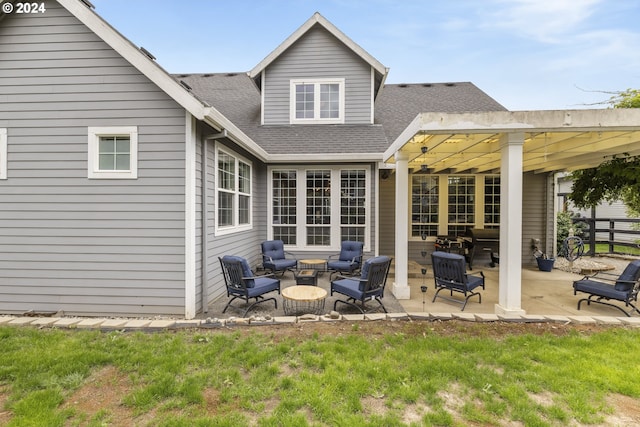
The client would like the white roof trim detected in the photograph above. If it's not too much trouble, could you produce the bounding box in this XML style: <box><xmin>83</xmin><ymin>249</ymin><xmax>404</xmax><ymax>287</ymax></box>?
<box><xmin>57</xmin><ymin>0</ymin><xmax>267</xmax><ymax>159</ymax></box>
<box><xmin>383</xmin><ymin>109</ymin><xmax>640</xmax><ymax>162</ymax></box>
<box><xmin>202</xmin><ymin>109</ymin><xmax>269</xmax><ymax>162</ymax></box>
<box><xmin>269</xmin><ymin>152</ymin><xmax>384</xmax><ymax>163</ymax></box>
<box><xmin>249</xmin><ymin>12</ymin><xmax>387</xmax><ymax>79</ymax></box>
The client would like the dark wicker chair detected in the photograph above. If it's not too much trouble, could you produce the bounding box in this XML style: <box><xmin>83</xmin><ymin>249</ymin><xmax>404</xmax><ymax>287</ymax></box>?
<box><xmin>327</xmin><ymin>240</ymin><xmax>364</xmax><ymax>279</ymax></box>
<box><xmin>573</xmin><ymin>260</ymin><xmax>640</xmax><ymax>316</ymax></box>
<box><xmin>431</xmin><ymin>251</ymin><xmax>485</xmax><ymax>311</ymax></box>
<box><xmin>261</xmin><ymin>240</ymin><xmax>297</xmax><ymax>276</ymax></box>
<box><xmin>219</xmin><ymin>256</ymin><xmax>280</xmax><ymax>317</ymax></box>
<box><xmin>330</xmin><ymin>256</ymin><xmax>391</xmax><ymax>315</ymax></box>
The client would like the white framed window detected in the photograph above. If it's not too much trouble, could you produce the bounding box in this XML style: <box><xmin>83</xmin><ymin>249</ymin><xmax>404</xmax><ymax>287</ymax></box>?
<box><xmin>290</xmin><ymin>78</ymin><xmax>345</xmax><ymax>124</ymax></box>
<box><xmin>88</xmin><ymin>126</ymin><xmax>138</xmax><ymax>179</ymax></box>
<box><xmin>410</xmin><ymin>174</ymin><xmax>499</xmax><ymax>239</ymax></box>
<box><xmin>0</xmin><ymin>128</ymin><xmax>6</xmax><ymax>180</ymax></box>
<box><xmin>215</xmin><ymin>145</ymin><xmax>252</xmax><ymax>235</ymax></box>
<box><xmin>268</xmin><ymin>165</ymin><xmax>370</xmax><ymax>250</ymax></box>
<box><xmin>411</xmin><ymin>175</ymin><xmax>439</xmax><ymax>238</ymax></box>
<box><xmin>484</xmin><ymin>176</ymin><xmax>500</xmax><ymax>228</ymax></box>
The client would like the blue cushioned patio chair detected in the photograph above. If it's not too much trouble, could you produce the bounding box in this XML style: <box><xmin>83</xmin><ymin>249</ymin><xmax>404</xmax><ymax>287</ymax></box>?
<box><xmin>431</xmin><ymin>251</ymin><xmax>485</xmax><ymax>311</ymax></box>
<box><xmin>219</xmin><ymin>256</ymin><xmax>281</xmax><ymax>317</ymax></box>
<box><xmin>330</xmin><ymin>256</ymin><xmax>392</xmax><ymax>315</ymax></box>
<box><xmin>573</xmin><ymin>260</ymin><xmax>640</xmax><ymax>317</ymax></box>
<box><xmin>261</xmin><ymin>240</ymin><xmax>298</xmax><ymax>276</ymax></box>
<box><xmin>327</xmin><ymin>240</ymin><xmax>364</xmax><ymax>279</ymax></box>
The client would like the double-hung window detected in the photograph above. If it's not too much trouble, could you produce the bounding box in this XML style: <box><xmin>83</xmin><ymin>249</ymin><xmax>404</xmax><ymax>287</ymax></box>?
<box><xmin>215</xmin><ymin>146</ymin><xmax>252</xmax><ymax>234</ymax></box>
<box><xmin>88</xmin><ymin>126</ymin><xmax>138</xmax><ymax>179</ymax></box>
<box><xmin>290</xmin><ymin>79</ymin><xmax>345</xmax><ymax>124</ymax></box>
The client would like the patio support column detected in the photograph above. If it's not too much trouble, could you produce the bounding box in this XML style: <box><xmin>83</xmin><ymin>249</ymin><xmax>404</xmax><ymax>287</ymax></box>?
<box><xmin>495</xmin><ymin>132</ymin><xmax>526</xmax><ymax>316</ymax></box>
<box><xmin>392</xmin><ymin>151</ymin><xmax>411</xmax><ymax>299</ymax></box>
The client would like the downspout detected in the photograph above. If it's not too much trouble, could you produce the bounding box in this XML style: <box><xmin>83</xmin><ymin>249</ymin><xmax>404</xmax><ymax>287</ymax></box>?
<box><xmin>201</xmin><ymin>137</ymin><xmax>209</xmax><ymax>313</ymax></box>
<box><xmin>201</xmin><ymin>130</ymin><xmax>228</xmax><ymax>313</ymax></box>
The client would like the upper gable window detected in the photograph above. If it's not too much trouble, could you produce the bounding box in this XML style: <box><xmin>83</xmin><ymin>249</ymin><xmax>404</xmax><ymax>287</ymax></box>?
<box><xmin>290</xmin><ymin>79</ymin><xmax>345</xmax><ymax>124</ymax></box>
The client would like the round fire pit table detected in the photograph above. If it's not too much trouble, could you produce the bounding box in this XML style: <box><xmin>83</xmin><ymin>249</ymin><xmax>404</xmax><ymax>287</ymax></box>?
<box><xmin>281</xmin><ymin>285</ymin><xmax>327</xmax><ymax>316</ymax></box>
<box><xmin>299</xmin><ymin>259</ymin><xmax>327</xmax><ymax>274</ymax></box>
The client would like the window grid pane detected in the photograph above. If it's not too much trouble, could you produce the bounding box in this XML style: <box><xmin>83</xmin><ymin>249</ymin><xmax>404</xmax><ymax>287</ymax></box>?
<box><xmin>306</xmin><ymin>170</ymin><xmax>331</xmax><ymax>226</ymax></box>
<box><xmin>272</xmin><ymin>171</ymin><xmax>297</xmax><ymax>226</ymax></box>
<box><xmin>340</xmin><ymin>170</ymin><xmax>366</xmax><ymax>243</ymax></box>
<box><xmin>447</xmin><ymin>176</ymin><xmax>475</xmax><ymax>236</ymax></box>
<box><xmin>307</xmin><ymin>226</ymin><xmax>330</xmax><ymax>246</ymax></box>
<box><xmin>239</xmin><ymin>161</ymin><xmax>251</xmax><ymax>194</ymax></box>
<box><xmin>484</xmin><ymin>176</ymin><xmax>500</xmax><ymax>226</ymax></box>
<box><xmin>274</xmin><ymin>226</ymin><xmax>296</xmax><ymax>245</ymax></box>
<box><xmin>218</xmin><ymin>152</ymin><xmax>235</xmax><ymax>191</ymax></box>
<box><xmin>218</xmin><ymin>192</ymin><xmax>234</xmax><ymax>227</ymax></box>
<box><xmin>411</xmin><ymin>176</ymin><xmax>439</xmax><ymax>237</ymax></box>
<box><xmin>295</xmin><ymin>84</ymin><xmax>314</xmax><ymax>119</ymax></box>
<box><xmin>239</xmin><ymin>195</ymin><xmax>250</xmax><ymax>225</ymax></box>
<box><xmin>341</xmin><ymin>227</ymin><xmax>364</xmax><ymax>242</ymax></box>
<box><xmin>320</xmin><ymin>83</ymin><xmax>340</xmax><ymax>119</ymax></box>
<box><xmin>99</xmin><ymin>136</ymin><xmax>130</xmax><ymax>171</ymax></box>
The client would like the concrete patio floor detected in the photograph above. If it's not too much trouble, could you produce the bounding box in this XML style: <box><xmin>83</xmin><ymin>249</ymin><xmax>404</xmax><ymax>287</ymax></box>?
<box><xmin>400</xmin><ymin>255</ymin><xmax>637</xmax><ymax>318</ymax></box>
<box><xmin>203</xmin><ymin>254</ymin><xmax>638</xmax><ymax>319</ymax></box>
<box><xmin>2</xmin><ymin>255</ymin><xmax>638</xmax><ymax>331</ymax></box>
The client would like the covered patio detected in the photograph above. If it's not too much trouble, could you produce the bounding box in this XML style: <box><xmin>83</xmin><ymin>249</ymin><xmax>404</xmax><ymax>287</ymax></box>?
<box><xmin>399</xmin><ymin>255</ymin><xmax>637</xmax><ymax>317</ymax></box>
<box><xmin>383</xmin><ymin>109</ymin><xmax>640</xmax><ymax>315</ymax></box>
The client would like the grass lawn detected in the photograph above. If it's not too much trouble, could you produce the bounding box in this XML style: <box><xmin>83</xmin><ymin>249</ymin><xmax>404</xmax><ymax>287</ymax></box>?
<box><xmin>1</xmin><ymin>321</ymin><xmax>639</xmax><ymax>426</ymax></box>
<box><xmin>591</xmin><ymin>244</ymin><xmax>640</xmax><ymax>256</ymax></box>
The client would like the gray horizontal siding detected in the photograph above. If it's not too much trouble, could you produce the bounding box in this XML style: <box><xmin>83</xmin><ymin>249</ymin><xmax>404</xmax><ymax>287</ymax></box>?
<box><xmin>522</xmin><ymin>172</ymin><xmax>548</xmax><ymax>265</ymax></box>
<box><xmin>0</xmin><ymin>0</ymin><xmax>188</xmax><ymax>316</ymax></box>
<box><xmin>263</xmin><ymin>25</ymin><xmax>373</xmax><ymax>125</ymax></box>
<box><xmin>202</xmin><ymin>137</ymin><xmax>269</xmax><ymax>312</ymax></box>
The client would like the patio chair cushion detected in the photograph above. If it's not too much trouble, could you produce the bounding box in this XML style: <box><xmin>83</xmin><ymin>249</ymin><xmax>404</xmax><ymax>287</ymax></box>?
<box><xmin>358</xmin><ymin>256</ymin><xmax>387</xmax><ymax>290</ymax></box>
<box><xmin>246</xmin><ymin>277</ymin><xmax>280</xmax><ymax>297</ymax></box>
<box><xmin>466</xmin><ymin>274</ymin><xmax>485</xmax><ymax>292</ymax></box>
<box><xmin>221</xmin><ymin>255</ymin><xmax>255</xmax><ymax>288</ymax></box>
<box><xmin>261</xmin><ymin>240</ymin><xmax>297</xmax><ymax>272</ymax></box>
<box><xmin>262</xmin><ymin>240</ymin><xmax>285</xmax><ymax>259</ymax></box>
<box><xmin>339</xmin><ymin>241</ymin><xmax>363</xmax><ymax>262</ymax></box>
<box><xmin>330</xmin><ymin>278</ymin><xmax>362</xmax><ymax>300</ymax></box>
<box><xmin>615</xmin><ymin>260</ymin><xmax>640</xmax><ymax>291</ymax></box>
<box><xmin>574</xmin><ymin>279</ymin><xmax>630</xmax><ymax>301</ymax></box>
<box><xmin>327</xmin><ymin>241</ymin><xmax>364</xmax><ymax>274</ymax></box>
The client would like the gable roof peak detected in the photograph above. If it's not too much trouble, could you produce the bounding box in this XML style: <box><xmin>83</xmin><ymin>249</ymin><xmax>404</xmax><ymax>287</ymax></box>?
<box><xmin>249</xmin><ymin>12</ymin><xmax>388</xmax><ymax>79</ymax></box>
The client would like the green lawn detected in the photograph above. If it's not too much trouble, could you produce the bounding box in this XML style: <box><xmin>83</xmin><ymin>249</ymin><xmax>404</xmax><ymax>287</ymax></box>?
<box><xmin>1</xmin><ymin>322</ymin><xmax>639</xmax><ymax>426</ymax></box>
<box><xmin>586</xmin><ymin>243</ymin><xmax>640</xmax><ymax>256</ymax></box>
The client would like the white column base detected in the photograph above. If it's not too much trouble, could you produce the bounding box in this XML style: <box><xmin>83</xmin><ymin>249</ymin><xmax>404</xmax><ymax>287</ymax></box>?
<box><xmin>494</xmin><ymin>304</ymin><xmax>526</xmax><ymax>316</ymax></box>
<box><xmin>392</xmin><ymin>282</ymin><xmax>411</xmax><ymax>299</ymax></box>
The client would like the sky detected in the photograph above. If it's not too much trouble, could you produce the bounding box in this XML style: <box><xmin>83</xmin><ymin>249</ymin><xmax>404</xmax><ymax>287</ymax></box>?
<box><xmin>90</xmin><ymin>0</ymin><xmax>640</xmax><ymax>111</ymax></box>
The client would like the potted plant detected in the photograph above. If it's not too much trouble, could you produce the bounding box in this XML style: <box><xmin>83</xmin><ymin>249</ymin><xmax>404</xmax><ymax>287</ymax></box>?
<box><xmin>533</xmin><ymin>249</ymin><xmax>555</xmax><ymax>271</ymax></box>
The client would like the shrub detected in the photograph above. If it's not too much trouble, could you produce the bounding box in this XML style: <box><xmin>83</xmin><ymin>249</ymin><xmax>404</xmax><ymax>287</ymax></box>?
<box><xmin>556</xmin><ymin>211</ymin><xmax>588</xmax><ymax>254</ymax></box>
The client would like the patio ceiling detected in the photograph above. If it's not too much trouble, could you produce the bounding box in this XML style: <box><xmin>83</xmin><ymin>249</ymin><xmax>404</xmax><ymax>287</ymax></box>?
<box><xmin>383</xmin><ymin>109</ymin><xmax>640</xmax><ymax>174</ymax></box>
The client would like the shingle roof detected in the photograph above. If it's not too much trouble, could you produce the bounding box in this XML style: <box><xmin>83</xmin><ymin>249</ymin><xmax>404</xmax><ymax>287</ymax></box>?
<box><xmin>177</xmin><ymin>74</ymin><xmax>507</xmax><ymax>156</ymax></box>
<box><xmin>375</xmin><ymin>82</ymin><xmax>507</xmax><ymax>143</ymax></box>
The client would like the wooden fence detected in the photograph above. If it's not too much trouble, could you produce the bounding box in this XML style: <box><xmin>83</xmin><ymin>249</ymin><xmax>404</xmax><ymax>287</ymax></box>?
<box><xmin>572</xmin><ymin>218</ymin><xmax>640</xmax><ymax>255</ymax></box>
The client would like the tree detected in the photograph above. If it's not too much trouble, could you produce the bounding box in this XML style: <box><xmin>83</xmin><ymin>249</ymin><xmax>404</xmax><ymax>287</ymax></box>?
<box><xmin>610</xmin><ymin>89</ymin><xmax>640</xmax><ymax>108</ymax></box>
<box><xmin>568</xmin><ymin>89</ymin><xmax>640</xmax><ymax>212</ymax></box>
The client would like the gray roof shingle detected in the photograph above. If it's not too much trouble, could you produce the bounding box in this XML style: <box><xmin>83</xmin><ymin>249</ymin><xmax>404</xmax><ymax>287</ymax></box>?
<box><xmin>374</xmin><ymin>82</ymin><xmax>508</xmax><ymax>143</ymax></box>
<box><xmin>176</xmin><ymin>74</ymin><xmax>506</xmax><ymax>156</ymax></box>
